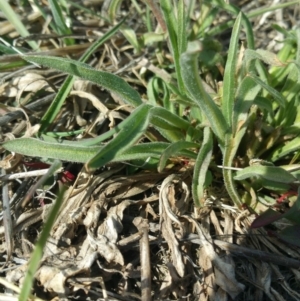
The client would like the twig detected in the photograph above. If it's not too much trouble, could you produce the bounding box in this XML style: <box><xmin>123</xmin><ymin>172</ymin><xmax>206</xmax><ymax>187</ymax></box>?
<box><xmin>0</xmin><ymin>93</ymin><xmax>55</xmax><ymax>127</ymax></box>
<box><xmin>1</xmin><ymin>168</ymin><xmax>13</xmax><ymax>263</ymax></box>
<box><xmin>0</xmin><ymin>168</ymin><xmax>63</xmax><ymax>181</ymax></box>
<box><xmin>213</xmin><ymin>239</ymin><xmax>300</xmax><ymax>269</ymax></box>
<box><xmin>143</xmin><ymin>0</ymin><xmax>167</xmax><ymax>32</ymax></box>
<box><xmin>133</xmin><ymin>217</ymin><xmax>151</xmax><ymax>301</ymax></box>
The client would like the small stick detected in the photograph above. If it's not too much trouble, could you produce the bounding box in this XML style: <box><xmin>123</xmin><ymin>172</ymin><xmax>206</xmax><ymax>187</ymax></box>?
<box><xmin>213</xmin><ymin>239</ymin><xmax>300</xmax><ymax>269</ymax></box>
<box><xmin>1</xmin><ymin>168</ymin><xmax>13</xmax><ymax>264</ymax></box>
<box><xmin>133</xmin><ymin>217</ymin><xmax>151</xmax><ymax>301</ymax></box>
<box><xmin>20</xmin><ymin>160</ymin><xmax>62</xmax><ymax>208</ymax></box>
<box><xmin>0</xmin><ymin>168</ymin><xmax>63</xmax><ymax>181</ymax></box>
<box><xmin>143</xmin><ymin>0</ymin><xmax>167</xmax><ymax>32</ymax></box>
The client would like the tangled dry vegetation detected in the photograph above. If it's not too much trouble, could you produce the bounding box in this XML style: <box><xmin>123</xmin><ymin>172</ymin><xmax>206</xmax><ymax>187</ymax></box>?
<box><xmin>1</xmin><ymin>1</ymin><xmax>300</xmax><ymax>301</ymax></box>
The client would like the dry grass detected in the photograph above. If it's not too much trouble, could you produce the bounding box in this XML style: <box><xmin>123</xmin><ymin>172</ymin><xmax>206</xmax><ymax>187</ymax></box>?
<box><xmin>1</xmin><ymin>1</ymin><xmax>300</xmax><ymax>300</ymax></box>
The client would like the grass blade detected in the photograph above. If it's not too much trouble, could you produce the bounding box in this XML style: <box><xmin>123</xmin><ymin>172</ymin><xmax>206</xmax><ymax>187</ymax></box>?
<box><xmin>223</xmin><ymin>135</ymin><xmax>243</xmax><ymax>208</ymax></box>
<box><xmin>22</xmin><ymin>55</ymin><xmax>142</xmax><ymax>107</ymax></box>
<box><xmin>192</xmin><ymin>127</ymin><xmax>213</xmax><ymax>207</ymax></box>
<box><xmin>18</xmin><ymin>161</ymin><xmax>63</xmax><ymax>301</ymax></box>
<box><xmin>177</xmin><ymin>0</ymin><xmax>187</xmax><ymax>56</ymax></box>
<box><xmin>248</xmin><ymin>73</ymin><xmax>286</xmax><ymax>108</ymax></box>
<box><xmin>40</xmin><ymin>75</ymin><xmax>75</xmax><ymax>132</ymax></box>
<box><xmin>48</xmin><ymin>0</ymin><xmax>73</xmax><ymax>45</ymax></box>
<box><xmin>160</xmin><ymin>0</ymin><xmax>185</xmax><ymax>93</ymax></box>
<box><xmin>121</xmin><ymin>27</ymin><xmax>141</xmax><ymax>53</ymax></box>
<box><xmin>108</xmin><ymin>0</ymin><xmax>122</xmax><ymax>22</ymax></box>
<box><xmin>0</xmin><ymin>1</ymin><xmax>39</xmax><ymax>50</ymax></box>
<box><xmin>222</xmin><ymin>12</ymin><xmax>242</xmax><ymax>128</ymax></box>
<box><xmin>117</xmin><ymin>142</ymin><xmax>197</xmax><ymax>162</ymax></box>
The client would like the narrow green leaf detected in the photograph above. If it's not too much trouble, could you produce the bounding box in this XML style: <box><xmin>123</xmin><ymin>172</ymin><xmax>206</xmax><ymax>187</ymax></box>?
<box><xmin>290</xmin><ymin>60</ymin><xmax>300</xmax><ymax>84</ymax></box>
<box><xmin>177</xmin><ymin>0</ymin><xmax>187</xmax><ymax>55</ymax></box>
<box><xmin>108</xmin><ymin>0</ymin><xmax>122</xmax><ymax>22</ymax></box>
<box><xmin>270</xmin><ymin>136</ymin><xmax>300</xmax><ymax>162</ymax></box>
<box><xmin>157</xmin><ymin>129</ymin><xmax>185</xmax><ymax>142</ymax></box>
<box><xmin>121</xmin><ymin>27</ymin><xmax>141</xmax><ymax>53</ymax></box>
<box><xmin>197</xmin><ymin>6</ymin><xmax>218</xmax><ymax>37</ymax></box>
<box><xmin>40</xmin><ymin>76</ymin><xmax>75</xmax><ymax>132</ymax></box>
<box><xmin>117</xmin><ymin>142</ymin><xmax>197</xmax><ymax>162</ymax></box>
<box><xmin>251</xmin><ymin>208</ymin><xmax>282</xmax><ymax>228</ymax></box>
<box><xmin>147</xmin><ymin>77</ymin><xmax>173</xmax><ymax>112</ymax></box>
<box><xmin>32</xmin><ymin>0</ymin><xmax>64</xmax><ymax>33</ymax></box>
<box><xmin>253</xmin><ymin>96</ymin><xmax>273</xmax><ymax>114</ymax></box>
<box><xmin>223</xmin><ymin>134</ymin><xmax>243</xmax><ymax>207</ymax></box>
<box><xmin>160</xmin><ymin>0</ymin><xmax>185</xmax><ymax>93</ymax></box>
<box><xmin>117</xmin><ymin>142</ymin><xmax>169</xmax><ymax>161</ymax></box>
<box><xmin>2</xmin><ymin>132</ymin><xmax>197</xmax><ymax>168</ymax></box>
<box><xmin>247</xmin><ymin>1</ymin><xmax>300</xmax><ymax>19</ymax></box>
<box><xmin>42</xmin><ymin>129</ymin><xmax>84</xmax><ymax>138</ymax></box>
<box><xmin>150</xmin><ymin>107</ymin><xmax>191</xmax><ymax>131</ymax></box>
<box><xmin>145</xmin><ymin>5</ymin><xmax>153</xmax><ymax>32</ymax></box>
<box><xmin>258</xmin><ymin>178</ymin><xmax>290</xmax><ymax>192</ymax></box>
<box><xmin>19</xmin><ymin>161</ymin><xmax>64</xmax><ymax>301</ymax></box>
<box><xmin>48</xmin><ymin>0</ymin><xmax>73</xmax><ymax>45</ymax></box>
<box><xmin>248</xmin><ymin>73</ymin><xmax>286</xmax><ymax>108</ymax></box>
<box><xmin>234</xmin><ymin>165</ymin><xmax>296</xmax><ymax>183</ymax></box>
<box><xmin>0</xmin><ymin>1</ymin><xmax>39</xmax><ymax>50</ymax></box>
<box><xmin>233</xmin><ymin>76</ymin><xmax>261</xmax><ymax>135</ymax></box>
<box><xmin>192</xmin><ymin>127</ymin><xmax>213</xmax><ymax>207</ymax></box>
<box><xmin>0</xmin><ymin>41</ymin><xmax>18</xmax><ymax>54</ymax></box>
<box><xmin>2</xmin><ymin>138</ymin><xmax>101</xmax><ymax>163</ymax></box>
<box><xmin>86</xmin><ymin>104</ymin><xmax>151</xmax><ymax>171</ymax></box>
<box><xmin>222</xmin><ymin>12</ymin><xmax>242</xmax><ymax>127</ymax></box>
<box><xmin>22</xmin><ymin>55</ymin><xmax>142</xmax><ymax>108</ymax></box>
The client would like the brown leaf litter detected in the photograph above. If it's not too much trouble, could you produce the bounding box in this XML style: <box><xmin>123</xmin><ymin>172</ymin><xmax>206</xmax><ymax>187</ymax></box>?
<box><xmin>1</xmin><ymin>162</ymin><xmax>300</xmax><ymax>300</ymax></box>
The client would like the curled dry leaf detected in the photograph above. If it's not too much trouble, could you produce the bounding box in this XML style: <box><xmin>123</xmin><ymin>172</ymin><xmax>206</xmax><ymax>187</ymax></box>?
<box><xmin>88</xmin><ymin>230</ymin><xmax>124</xmax><ymax>265</ymax></box>
<box><xmin>3</xmin><ymin>73</ymin><xmax>54</xmax><ymax>97</ymax></box>
<box><xmin>85</xmin><ymin>200</ymin><xmax>134</xmax><ymax>265</ymax></box>
<box><xmin>214</xmin><ymin>259</ymin><xmax>245</xmax><ymax>299</ymax></box>
<box><xmin>183</xmin><ymin>214</ymin><xmax>245</xmax><ymax>299</ymax></box>
<box><xmin>159</xmin><ymin>262</ymin><xmax>187</xmax><ymax>299</ymax></box>
<box><xmin>159</xmin><ymin>174</ymin><xmax>186</xmax><ymax>277</ymax></box>
<box><xmin>0</xmin><ymin>153</ymin><xmax>23</xmax><ymax>171</ymax></box>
